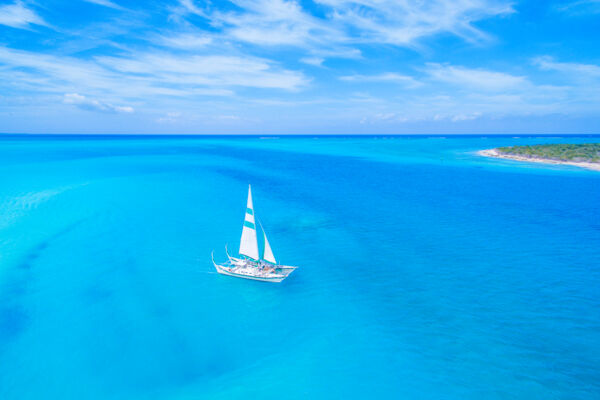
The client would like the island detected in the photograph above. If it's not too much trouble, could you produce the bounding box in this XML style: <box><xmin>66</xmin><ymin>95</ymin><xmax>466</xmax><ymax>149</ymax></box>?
<box><xmin>479</xmin><ymin>143</ymin><xmax>600</xmax><ymax>171</ymax></box>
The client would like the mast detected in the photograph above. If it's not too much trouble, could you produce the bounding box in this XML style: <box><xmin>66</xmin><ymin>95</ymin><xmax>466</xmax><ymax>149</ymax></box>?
<box><xmin>239</xmin><ymin>185</ymin><xmax>259</xmax><ymax>260</ymax></box>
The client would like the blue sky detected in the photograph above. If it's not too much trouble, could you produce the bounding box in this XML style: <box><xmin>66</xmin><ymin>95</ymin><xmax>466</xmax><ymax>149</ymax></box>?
<box><xmin>0</xmin><ymin>0</ymin><xmax>599</xmax><ymax>134</ymax></box>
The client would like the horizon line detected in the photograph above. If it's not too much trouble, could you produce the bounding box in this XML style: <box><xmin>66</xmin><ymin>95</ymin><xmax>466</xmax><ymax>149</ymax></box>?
<box><xmin>2</xmin><ymin>133</ymin><xmax>600</xmax><ymax>138</ymax></box>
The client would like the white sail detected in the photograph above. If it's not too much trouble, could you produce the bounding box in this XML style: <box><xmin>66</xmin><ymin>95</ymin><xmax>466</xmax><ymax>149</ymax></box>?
<box><xmin>262</xmin><ymin>227</ymin><xmax>277</xmax><ymax>264</ymax></box>
<box><xmin>239</xmin><ymin>185</ymin><xmax>259</xmax><ymax>260</ymax></box>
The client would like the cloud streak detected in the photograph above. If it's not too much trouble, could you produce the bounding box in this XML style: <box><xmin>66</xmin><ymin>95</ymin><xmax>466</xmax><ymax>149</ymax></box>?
<box><xmin>555</xmin><ymin>0</ymin><xmax>600</xmax><ymax>15</ymax></box>
<box><xmin>0</xmin><ymin>45</ymin><xmax>308</xmax><ymax>109</ymax></box>
<box><xmin>197</xmin><ymin>0</ymin><xmax>514</xmax><ymax>52</ymax></box>
<box><xmin>0</xmin><ymin>1</ymin><xmax>47</xmax><ymax>29</ymax></box>
<box><xmin>340</xmin><ymin>73</ymin><xmax>422</xmax><ymax>87</ymax></box>
<box><xmin>348</xmin><ymin>58</ymin><xmax>600</xmax><ymax>126</ymax></box>
<box><xmin>316</xmin><ymin>0</ymin><xmax>514</xmax><ymax>45</ymax></box>
<box><xmin>533</xmin><ymin>56</ymin><xmax>600</xmax><ymax>79</ymax></box>
<box><xmin>168</xmin><ymin>0</ymin><xmax>514</xmax><ymax>65</ymax></box>
<box><xmin>83</xmin><ymin>0</ymin><xmax>125</xmax><ymax>10</ymax></box>
<box><xmin>425</xmin><ymin>63</ymin><xmax>527</xmax><ymax>91</ymax></box>
<box><xmin>63</xmin><ymin>93</ymin><xmax>133</xmax><ymax>113</ymax></box>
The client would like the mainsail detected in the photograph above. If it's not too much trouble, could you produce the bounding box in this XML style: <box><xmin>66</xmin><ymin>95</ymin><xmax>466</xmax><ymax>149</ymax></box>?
<box><xmin>239</xmin><ymin>185</ymin><xmax>259</xmax><ymax>260</ymax></box>
<box><xmin>262</xmin><ymin>227</ymin><xmax>277</xmax><ymax>264</ymax></box>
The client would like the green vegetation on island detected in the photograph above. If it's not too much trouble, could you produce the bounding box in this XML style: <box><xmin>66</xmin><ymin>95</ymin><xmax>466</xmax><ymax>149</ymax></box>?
<box><xmin>497</xmin><ymin>143</ymin><xmax>600</xmax><ymax>163</ymax></box>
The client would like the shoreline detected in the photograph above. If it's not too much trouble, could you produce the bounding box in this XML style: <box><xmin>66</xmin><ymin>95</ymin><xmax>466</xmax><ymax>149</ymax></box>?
<box><xmin>478</xmin><ymin>149</ymin><xmax>600</xmax><ymax>171</ymax></box>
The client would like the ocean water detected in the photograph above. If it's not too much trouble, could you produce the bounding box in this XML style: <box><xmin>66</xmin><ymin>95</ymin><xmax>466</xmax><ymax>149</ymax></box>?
<box><xmin>0</xmin><ymin>135</ymin><xmax>599</xmax><ymax>399</ymax></box>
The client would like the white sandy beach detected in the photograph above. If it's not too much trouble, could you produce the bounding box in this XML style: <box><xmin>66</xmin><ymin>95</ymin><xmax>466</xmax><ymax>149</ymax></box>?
<box><xmin>478</xmin><ymin>149</ymin><xmax>600</xmax><ymax>171</ymax></box>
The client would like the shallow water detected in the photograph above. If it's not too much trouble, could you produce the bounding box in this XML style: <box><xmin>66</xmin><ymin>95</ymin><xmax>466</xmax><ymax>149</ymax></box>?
<box><xmin>1</xmin><ymin>135</ymin><xmax>599</xmax><ymax>399</ymax></box>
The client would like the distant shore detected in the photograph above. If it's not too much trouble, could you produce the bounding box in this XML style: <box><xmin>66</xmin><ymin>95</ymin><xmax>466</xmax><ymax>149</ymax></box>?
<box><xmin>478</xmin><ymin>148</ymin><xmax>600</xmax><ymax>171</ymax></box>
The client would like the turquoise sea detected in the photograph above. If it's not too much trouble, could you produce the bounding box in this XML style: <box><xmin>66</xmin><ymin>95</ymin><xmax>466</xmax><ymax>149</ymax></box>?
<box><xmin>0</xmin><ymin>135</ymin><xmax>599</xmax><ymax>399</ymax></box>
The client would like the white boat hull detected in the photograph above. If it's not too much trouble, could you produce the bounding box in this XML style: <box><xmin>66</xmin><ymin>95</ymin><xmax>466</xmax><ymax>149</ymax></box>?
<box><xmin>212</xmin><ymin>252</ymin><xmax>292</xmax><ymax>283</ymax></box>
<box><xmin>225</xmin><ymin>247</ymin><xmax>297</xmax><ymax>275</ymax></box>
<box><xmin>214</xmin><ymin>263</ymin><xmax>287</xmax><ymax>283</ymax></box>
<box><xmin>228</xmin><ymin>255</ymin><xmax>297</xmax><ymax>273</ymax></box>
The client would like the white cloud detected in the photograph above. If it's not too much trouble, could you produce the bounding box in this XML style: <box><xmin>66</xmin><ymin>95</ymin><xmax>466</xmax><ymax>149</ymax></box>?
<box><xmin>451</xmin><ymin>112</ymin><xmax>483</xmax><ymax>122</ymax></box>
<box><xmin>0</xmin><ymin>1</ymin><xmax>46</xmax><ymax>29</ymax></box>
<box><xmin>157</xmin><ymin>111</ymin><xmax>183</xmax><ymax>123</ymax></box>
<box><xmin>170</xmin><ymin>0</ymin><xmax>207</xmax><ymax>20</ymax></box>
<box><xmin>533</xmin><ymin>56</ymin><xmax>600</xmax><ymax>78</ymax></box>
<box><xmin>339</xmin><ymin>57</ymin><xmax>600</xmax><ymax>126</ymax></box>
<box><xmin>358</xmin><ymin>112</ymin><xmax>411</xmax><ymax>124</ymax></box>
<box><xmin>63</xmin><ymin>93</ymin><xmax>134</xmax><ymax>113</ymax></box>
<box><xmin>180</xmin><ymin>0</ymin><xmax>206</xmax><ymax>15</ymax></box>
<box><xmin>300</xmin><ymin>57</ymin><xmax>325</xmax><ymax>67</ymax></box>
<box><xmin>158</xmin><ymin>33</ymin><xmax>213</xmax><ymax>49</ymax></box>
<box><xmin>213</xmin><ymin>0</ymin><xmax>336</xmax><ymax>47</ymax></box>
<box><xmin>1</xmin><ymin>1</ymin><xmax>597</xmax><ymax>132</ymax></box>
<box><xmin>320</xmin><ymin>0</ymin><xmax>514</xmax><ymax>45</ymax></box>
<box><xmin>0</xmin><ymin>45</ymin><xmax>307</xmax><ymax>106</ymax></box>
<box><xmin>555</xmin><ymin>0</ymin><xmax>600</xmax><ymax>14</ymax></box>
<box><xmin>426</xmin><ymin>63</ymin><xmax>527</xmax><ymax>91</ymax></box>
<box><xmin>312</xmin><ymin>48</ymin><xmax>362</xmax><ymax>59</ymax></box>
<box><xmin>83</xmin><ymin>0</ymin><xmax>124</xmax><ymax>10</ymax></box>
<box><xmin>189</xmin><ymin>0</ymin><xmax>513</xmax><ymax>61</ymax></box>
<box><xmin>95</xmin><ymin>53</ymin><xmax>308</xmax><ymax>90</ymax></box>
<box><xmin>340</xmin><ymin>73</ymin><xmax>421</xmax><ymax>87</ymax></box>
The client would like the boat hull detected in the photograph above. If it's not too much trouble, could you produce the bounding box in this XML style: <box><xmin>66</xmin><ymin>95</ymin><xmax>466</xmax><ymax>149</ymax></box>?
<box><xmin>224</xmin><ymin>249</ymin><xmax>297</xmax><ymax>275</ymax></box>
<box><xmin>214</xmin><ymin>264</ymin><xmax>286</xmax><ymax>283</ymax></box>
<box><xmin>229</xmin><ymin>257</ymin><xmax>297</xmax><ymax>273</ymax></box>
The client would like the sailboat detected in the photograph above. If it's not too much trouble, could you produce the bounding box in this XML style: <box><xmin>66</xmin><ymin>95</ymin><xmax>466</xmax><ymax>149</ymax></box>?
<box><xmin>212</xmin><ymin>185</ymin><xmax>297</xmax><ymax>282</ymax></box>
